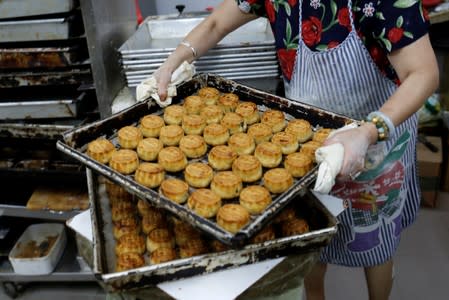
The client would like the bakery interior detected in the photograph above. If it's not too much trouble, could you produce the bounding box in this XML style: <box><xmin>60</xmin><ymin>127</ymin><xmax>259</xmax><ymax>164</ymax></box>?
<box><xmin>1</xmin><ymin>0</ymin><xmax>449</xmax><ymax>299</ymax></box>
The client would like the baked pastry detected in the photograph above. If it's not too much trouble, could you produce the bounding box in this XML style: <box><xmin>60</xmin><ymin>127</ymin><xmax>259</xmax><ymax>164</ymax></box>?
<box><xmin>113</xmin><ymin>217</ymin><xmax>140</xmax><ymax>240</ymax></box>
<box><xmin>150</xmin><ymin>247</ymin><xmax>177</xmax><ymax>264</ymax></box>
<box><xmin>182</xmin><ymin>114</ymin><xmax>206</xmax><ymax>135</ymax></box>
<box><xmin>184</xmin><ymin>95</ymin><xmax>205</xmax><ymax>115</ymax></box>
<box><xmin>271</xmin><ymin>131</ymin><xmax>299</xmax><ymax>155</ymax></box>
<box><xmin>139</xmin><ymin>115</ymin><xmax>165</xmax><ymax>138</ymax></box>
<box><xmin>111</xmin><ymin>202</ymin><xmax>135</xmax><ymax>224</ymax></box>
<box><xmin>159</xmin><ymin>178</ymin><xmax>189</xmax><ymax>204</ymax></box>
<box><xmin>179</xmin><ymin>238</ymin><xmax>208</xmax><ymax>258</ymax></box>
<box><xmin>216</xmin><ymin>204</ymin><xmax>250</xmax><ymax>233</ymax></box>
<box><xmin>261</xmin><ymin>110</ymin><xmax>286</xmax><ymax>133</ymax></box>
<box><xmin>137</xmin><ymin>198</ymin><xmax>156</xmax><ymax>217</ymax></box>
<box><xmin>210</xmin><ymin>240</ymin><xmax>230</xmax><ymax>252</ymax></box>
<box><xmin>235</xmin><ymin>101</ymin><xmax>260</xmax><ymax>125</ymax></box>
<box><xmin>179</xmin><ymin>135</ymin><xmax>207</xmax><ymax>158</ymax></box>
<box><xmin>285</xmin><ymin>119</ymin><xmax>313</xmax><ymax>143</ymax></box>
<box><xmin>141</xmin><ymin>210</ymin><xmax>167</xmax><ymax>234</ymax></box>
<box><xmin>87</xmin><ymin>138</ymin><xmax>115</xmax><ymax>164</ymax></box>
<box><xmin>231</xmin><ymin>154</ymin><xmax>262</xmax><ymax>183</ymax></box>
<box><xmin>247</xmin><ymin>123</ymin><xmax>273</xmax><ymax>144</ymax></box>
<box><xmin>218</xmin><ymin>93</ymin><xmax>239</xmax><ymax>112</ymax></box>
<box><xmin>106</xmin><ymin>180</ymin><xmax>134</xmax><ymax>203</ymax></box>
<box><xmin>254</xmin><ymin>141</ymin><xmax>283</xmax><ymax>168</ymax></box>
<box><xmin>251</xmin><ymin>224</ymin><xmax>275</xmax><ymax>244</ymax></box>
<box><xmin>116</xmin><ymin>253</ymin><xmax>145</xmax><ymax>272</ymax></box>
<box><xmin>187</xmin><ymin>188</ymin><xmax>222</xmax><ymax>218</ymax></box>
<box><xmin>115</xmin><ymin>233</ymin><xmax>146</xmax><ymax>255</ymax></box>
<box><xmin>281</xmin><ymin>218</ymin><xmax>310</xmax><ymax>236</ymax></box>
<box><xmin>210</xmin><ymin>171</ymin><xmax>242</xmax><ymax>199</ymax></box>
<box><xmin>184</xmin><ymin>162</ymin><xmax>214</xmax><ymax>188</ymax></box>
<box><xmin>300</xmin><ymin>140</ymin><xmax>322</xmax><ymax>161</ymax></box>
<box><xmin>313</xmin><ymin>128</ymin><xmax>333</xmax><ymax>143</ymax></box>
<box><xmin>157</xmin><ymin>147</ymin><xmax>187</xmax><ymax>172</ymax></box>
<box><xmin>263</xmin><ymin>168</ymin><xmax>293</xmax><ymax>194</ymax></box>
<box><xmin>136</xmin><ymin>137</ymin><xmax>163</xmax><ymax>161</ymax></box>
<box><xmin>198</xmin><ymin>86</ymin><xmax>220</xmax><ymax>105</ymax></box>
<box><xmin>159</xmin><ymin>125</ymin><xmax>184</xmax><ymax>146</ymax></box>
<box><xmin>117</xmin><ymin>126</ymin><xmax>143</xmax><ymax>149</ymax></box>
<box><xmin>220</xmin><ymin>112</ymin><xmax>246</xmax><ymax>134</ymax></box>
<box><xmin>203</xmin><ymin>123</ymin><xmax>230</xmax><ymax>146</ymax></box>
<box><xmin>228</xmin><ymin>132</ymin><xmax>255</xmax><ymax>155</ymax></box>
<box><xmin>208</xmin><ymin>145</ymin><xmax>237</xmax><ymax>171</ymax></box>
<box><xmin>109</xmin><ymin>149</ymin><xmax>139</xmax><ymax>174</ymax></box>
<box><xmin>146</xmin><ymin>228</ymin><xmax>175</xmax><ymax>253</ymax></box>
<box><xmin>274</xmin><ymin>205</ymin><xmax>296</xmax><ymax>224</ymax></box>
<box><xmin>173</xmin><ymin>223</ymin><xmax>201</xmax><ymax>246</ymax></box>
<box><xmin>163</xmin><ymin>104</ymin><xmax>185</xmax><ymax>125</ymax></box>
<box><xmin>134</xmin><ymin>162</ymin><xmax>165</xmax><ymax>188</ymax></box>
<box><xmin>284</xmin><ymin>152</ymin><xmax>313</xmax><ymax>178</ymax></box>
<box><xmin>239</xmin><ymin>185</ymin><xmax>272</xmax><ymax>214</ymax></box>
<box><xmin>200</xmin><ymin>104</ymin><xmax>224</xmax><ymax>124</ymax></box>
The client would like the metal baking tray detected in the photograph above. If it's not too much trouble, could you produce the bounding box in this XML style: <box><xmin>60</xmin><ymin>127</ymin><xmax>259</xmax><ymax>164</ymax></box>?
<box><xmin>87</xmin><ymin>169</ymin><xmax>338</xmax><ymax>292</ymax></box>
<box><xmin>57</xmin><ymin>73</ymin><xmax>354</xmax><ymax>246</ymax></box>
<box><xmin>0</xmin><ymin>0</ymin><xmax>76</xmax><ymax>19</ymax></box>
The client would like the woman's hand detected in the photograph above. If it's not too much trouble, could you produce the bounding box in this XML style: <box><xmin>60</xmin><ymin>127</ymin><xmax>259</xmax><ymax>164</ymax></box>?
<box><xmin>153</xmin><ymin>66</ymin><xmax>172</xmax><ymax>102</ymax></box>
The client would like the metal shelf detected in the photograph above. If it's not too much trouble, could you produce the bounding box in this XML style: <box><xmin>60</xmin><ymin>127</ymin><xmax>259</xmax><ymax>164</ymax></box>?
<box><xmin>0</xmin><ymin>205</ymin><xmax>82</xmax><ymax>221</ymax></box>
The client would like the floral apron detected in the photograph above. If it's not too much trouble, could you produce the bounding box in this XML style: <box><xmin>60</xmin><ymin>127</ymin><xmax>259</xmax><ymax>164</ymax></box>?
<box><xmin>285</xmin><ymin>0</ymin><xmax>421</xmax><ymax>266</ymax></box>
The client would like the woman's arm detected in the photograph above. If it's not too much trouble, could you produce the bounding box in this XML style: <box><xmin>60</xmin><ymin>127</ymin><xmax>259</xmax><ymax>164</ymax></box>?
<box><xmin>156</xmin><ymin>0</ymin><xmax>258</xmax><ymax>100</ymax></box>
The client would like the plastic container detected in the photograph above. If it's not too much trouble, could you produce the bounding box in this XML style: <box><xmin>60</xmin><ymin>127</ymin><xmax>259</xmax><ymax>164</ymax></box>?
<box><xmin>8</xmin><ymin>223</ymin><xmax>67</xmax><ymax>275</ymax></box>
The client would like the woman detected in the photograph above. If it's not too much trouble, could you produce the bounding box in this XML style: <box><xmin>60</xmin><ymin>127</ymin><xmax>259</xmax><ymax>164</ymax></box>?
<box><xmin>154</xmin><ymin>0</ymin><xmax>439</xmax><ymax>299</ymax></box>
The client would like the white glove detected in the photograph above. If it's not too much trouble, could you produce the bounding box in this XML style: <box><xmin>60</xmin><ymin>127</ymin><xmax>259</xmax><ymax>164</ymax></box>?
<box><xmin>136</xmin><ymin>61</ymin><xmax>195</xmax><ymax>107</ymax></box>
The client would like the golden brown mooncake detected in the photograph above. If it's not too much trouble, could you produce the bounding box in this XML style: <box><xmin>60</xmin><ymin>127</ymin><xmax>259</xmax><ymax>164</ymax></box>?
<box><xmin>87</xmin><ymin>138</ymin><xmax>115</xmax><ymax>164</ymax></box>
<box><xmin>179</xmin><ymin>238</ymin><xmax>208</xmax><ymax>258</ymax></box>
<box><xmin>218</xmin><ymin>93</ymin><xmax>239</xmax><ymax>112</ymax></box>
<box><xmin>216</xmin><ymin>204</ymin><xmax>250</xmax><ymax>234</ymax></box>
<box><xmin>187</xmin><ymin>188</ymin><xmax>222</xmax><ymax>218</ymax></box>
<box><xmin>173</xmin><ymin>223</ymin><xmax>201</xmax><ymax>246</ymax></box>
<box><xmin>150</xmin><ymin>247</ymin><xmax>177</xmax><ymax>264</ymax></box>
<box><xmin>134</xmin><ymin>162</ymin><xmax>165</xmax><ymax>188</ymax></box>
<box><xmin>208</xmin><ymin>145</ymin><xmax>237</xmax><ymax>171</ymax></box>
<box><xmin>109</xmin><ymin>149</ymin><xmax>139</xmax><ymax>175</ymax></box>
<box><xmin>274</xmin><ymin>205</ymin><xmax>297</xmax><ymax>224</ymax></box>
<box><xmin>159</xmin><ymin>125</ymin><xmax>184</xmax><ymax>146</ymax></box>
<box><xmin>254</xmin><ymin>141</ymin><xmax>283</xmax><ymax>168</ymax></box>
<box><xmin>235</xmin><ymin>101</ymin><xmax>260</xmax><ymax>125</ymax></box>
<box><xmin>299</xmin><ymin>140</ymin><xmax>322</xmax><ymax>161</ymax></box>
<box><xmin>137</xmin><ymin>198</ymin><xmax>155</xmax><ymax>217</ymax></box>
<box><xmin>146</xmin><ymin>228</ymin><xmax>175</xmax><ymax>253</ymax></box>
<box><xmin>137</xmin><ymin>137</ymin><xmax>163</xmax><ymax>161</ymax></box>
<box><xmin>203</xmin><ymin>123</ymin><xmax>230</xmax><ymax>146</ymax></box>
<box><xmin>141</xmin><ymin>210</ymin><xmax>167</xmax><ymax>234</ymax></box>
<box><xmin>251</xmin><ymin>224</ymin><xmax>276</xmax><ymax>244</ymax></box>
<box><xmin>163</xmin><ymin>104</ymin><xmax>185</xmax><ymax>125</ymax></box>
<box><xmin>313</xmin><ymin>128</ymin><xmax>333</xmax><ymax>143</ymax></box>
<box><xmin>184</xmin><ymin>162</ymin><xmax>214</xmax><ymax>188</ymax></box>
<box><xmin>182</xmin><ymin>114</ymin><xmax>206</xmax><ymax>135</ymax></box>
<box><xmin>159</xmin><ymin>178</ymin><xmax>189</xmax><ymax>204</ymax></box>
<box><xmin>271</xmin><ymin>131</ymin><xmax>299</xmax><ymax>155</ymax></box>
<box><xmin>281</xmin><ymin>218</ymin><xmax>310</xmax><ymax>237</ymax></box>
<box><xmin>247</xmin><ymin>123</ymin><xmax>273</xmax><ymax>144</ymax></box>
<box><xmin>200</xmin><ymin>104</ymin><xmax>224</xmax><ymax>124</ymax></box>
<box><xmin>285</xmin><ymin>119</ymin><xmax>313</xmax><ymax>143</ymax></box>
<box><xmin>210</xmin><ymin>171</ymin><xmax>242</xmax><ymax>199</ymax></box>
<box><xmin>184</xmin><ymin>95</ymin><xmax>205</xmax><ymax>115</ymax></box>
<box><xmin>284</xmin><ymin>152</ymin><xmax>313</xmax><ymax>178</ymax></box>
<box><xmin>179</xmin><ymin>134</ymin><xmax>207</xmax><ymax>158</ymax></box>
<box><xmin>111</xmin><ymin>203</ymin><xmax>135</xmax><ymax>224</ymax></box>
<box><xmin>239</xmin><ymin>185</ymin><xmax>272</xmax><ymax>214</ymax></box>
<box><xmin>117</xmin><ymin>126</ymin><xmax>143</xmax><ymax>149</ymax></box>
<box><xmin>263</xmin><ymin>168</ymin><xmax>293</xmax><ymax>194</ymax></box>
<box><xmin>220</xmin><ymin>112</ymin><xmax>246</xmax><ymax>134</ymax></box>
<box><xmin>113</xmin><ymin>217</ymin><xmax>140</xmax><ymax>240</ymax></box>
<box><xmin>198</xmin><ymin>86</ymin><xmax>220</xmax><ymax>105</ymax></box>
<box><xmin>261</xmin><ymin>109</ymin><xmax>286</xmax><ymax>133</ymax></box>
<box><xmin>115</xmin><ymin>253</ymin><xmax>145</xmax><ymax>272</ymax></box>
<box><xmin>232</xmin><ymin>154</ymin><xmax>263</xmax><ymax>183</ymax></box>
<box><xmin>115</xmin><ymin>233</ymin><xmax>146</xmax><ymax>255</ymax></box>
<box><xmin>139</xmin><ymin>114</ymin><xmax>165</xmax><ymax>138</ymax></box>
<box><xmin>105</xmin><ymin>180</ymin><xmax>134</xmax><ymax>203</ymax></box>
<box><xmin>157</xmin><ymin>146</ymin><xmax>187</xmax><ymax>172</ymax></box>
<box><xmin>228</xmin><ymin>132</ymin><xmax>255</xmax><ymax>155</ymax></box>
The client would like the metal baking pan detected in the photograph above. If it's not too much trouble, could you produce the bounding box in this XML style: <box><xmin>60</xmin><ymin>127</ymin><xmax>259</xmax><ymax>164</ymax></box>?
<box><xmin>0</xmin><ymin>68</ymin><xmax>92</xmax><ymax>88</ymax></box>
<box><xmin>0</xmin><ymin>0</ymin><xmax>76</xmax><ymax>19</ymax></box>
<box><xmin>87</xmin><ymin>169</ymin><xmax>338</xmax><ymax>292</ymax></box>
<box><xmin>57</xmin><ymin>73</ymin><xmax>354</xmax><ymax>246</ymax></box>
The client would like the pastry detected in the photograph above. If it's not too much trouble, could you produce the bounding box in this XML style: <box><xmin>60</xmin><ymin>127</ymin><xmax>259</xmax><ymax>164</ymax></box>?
<box><xmin>111</xmin><ymin>202</ymin><xmax>135</xmax><ymax>224</ymax></box>
<box><xmin>281</xmin><ymin>218</ymin><xmax>310</xmax><ymax>236</ymax></box>
<box><xmin>159</xmin><ymin>125</ymin><xmax>184</xmax><ymax>146</ymax></box>
<box><xmin>173</xmin><ymin>223</ymin><xmax>201</xmax><ymax>246</ymax></box>
<box><xmin>159</xmin><ymin>178</ymin><xmax>189</xmax><ymax>204</ymax></box>
<box><xmin>105</xmin><ymin>180</ymin><xmax>134</xmax><ymax>203</ymax></box>
<box><xmin>216</xmin><ymin>204</ymin><xmax>250</xmax><ymax>234</ymax></box>
<box><xmin>274</xmin><ymin>205</ymin><xmax>296</xmax><ymax>224</ymax></box>
<box><xmin>210</xmin><ymin>171</ymin><xmax>242</xmax><ymax>199</ymax></box>
<box><xmin>150</xmin><ymin>247</ymin><xmax>177</xmax><ymax>264</ymax></box>
<box><xmin>146</xmin><ymin>228</ymin><xmax>175</xmax><ymax>253</ymax></box>
<box><xmin>239</xmin><ymin>185</ymin><xmax>272</xmax><ymax>214</ymax></box>
<box><xmin>137</xmin><ymin>198</ymin><xmax>157</xmax><ymax>217</ymax></box>
<box><xmin>228</xmin><ymin>132</ymin><xmax>255</xmax><ymax>155</ymax></box>
<box><xmin>141</xmin><ymin>210</ymin><xmax>167</xmax><ymax>234</ymax></box>
<box><xmin>210</xmin><ymin>240</ymin><xmax>230</xmax><ymax>252</ymax></box>
<box><xmin>300</xmin><ymin>140</ymin><xmax>322</xmax><ymax>161</ymax></box>
<box><xmin>157</xmin><ymin>147</ymin><xmax>187</xmax><ymax>172</ymax></box>
<box><xmin>163</xmin><ymin>104</ymin><xmax>185</xmax><ymax>125</ymax></box>
<box><xmin>263</xmin><ymin>168</ymin><xmax>293</xmax><ymax>194</ymax></box>
<box><xmin>179</xmin><ymin>238</ymin><xmax>208</xmax><ymax>258</ymax></box>
<box><xmin>113</xmin><ymin>217</ymin><xmax>140</xmax><ymax>240</ymax></box>
<box><xmin>218</xmin><ymin>92</ymin><xmax>239</xmax><ymax>112</ymax></box>
<box><xmin>87</xmin><ymin>138</ymin><xmax>115</xmax><ymax>164</ymax></box>
<box><xmin>139</xmin><ymin>115</ymin><xmax>165</xmax><ymax>138</ymax></box>
<box><xmin>207</xmin><ymin>145</ymin><xmax>237</xmax><ymax>171</ymax></box>
<box><xmin>115</xmin><ymin>233</ymin><xmax>146</xmax><ymax>255</ymax></box>
<box><xmin>285</xmin><ymin>119</ymin><xmax>313</xmax><ymax>143</ymax></box>
<box><xmin>182</xmin><ymin>114</ymin><xmax>206</xmax><ymax>135</ymax></box>
<box><xmin>184</xmin><ymin>95</ymin><xmax>205</xmax><ymax>115</ymax></box>
<box><xmin>235</xmin><ymin>101</ymin><xmax>260</xmax><ymax>125</ymax></box>
<box><xmin>179</xmin><ymin>135</ymin><xmax>207</xmax><ymax>158</ymax></box>
<box><xmin>109</xmin><ymin>149</ymin><xmax>139</xmax><ymax>174</ymax></box>
<box><xmin>271</xmin><ymin>131</ymin><xmax>299</xmax><ymax>155</ymax></box>
<box><xmin>261</xmin><ymin>110</ymin><xmax>286</xmax><ymax>133</ymax></box>
<box><xmin>200</xmin><ymin>104</ymin><xmax>224</xmax><ymax>124</ymax></box>
<box><xmin>198</xmin><ymin>86</ymin><xmax>220</xmax><ymax>105</ymax></box>
<box><xmin>251</xmin><ymin>224</ymin><xmax>275</xmax><ymax>244</ymax></box>
<box><xmin>220</xmin><ymin>112</ymin><xmax>246</xmax><ymax>134</ymax></box>
<box><xmin>187</xmin><ymin>188</ymin><xmax>222</xmax><ymax>218</ymax></box>
<box><xmin>254</xmin><ymin>141</ymin><xmax>282</xmax><ymax>168</ymax></box>
<box><xmin>117</xmin><ymin>126</ymin><xmax>143</xmax><ymax>149</ymax></box>
<box><xmin>184</xmin><ymin>162</ymin><xmax>214</xmax><ymax>188</ymax></box>
<box><xmin>313</xmin><ymin>128</ymin><xmax>333</xmax><ymax>143</ymax></box>
<box><xmin>137</xmin><ymin>137</ymin><xmax>163</xmax><ymax>161</ymax></box>
<box><xmin>231</xmin><ymin>154</ymin><xmax>262</xmax><ymax>183</ymax></box>
<box><xmin>284</xmin><ymin>152</ymin><xmax>313</xmax><ymax>177</ymax></box>
<box><xmin>203</xmin><ymin>123</ymin><xmax>229</xmax><ymax>146</ymax></box>
<box><xmin>134</xmin><ymin>162</ymin><xmax>165</xmax><ymax>188</ymax></box>
<box><xmin>116</xmin><ymin>253</ymin><xmax>145</xmax><ymax>272</ymax></box>
<box><xmin>247</xmin><ymin>123</ymin><xmax>273</xmax><ymax>144</ymax></box>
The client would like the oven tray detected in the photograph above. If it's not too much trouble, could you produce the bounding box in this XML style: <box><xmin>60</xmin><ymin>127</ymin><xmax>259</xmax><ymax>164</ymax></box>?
<box><xmin>57</xmin><ymin>73</ymin><xmax>354</xmax><ymax>246</ymax></box>
<box><xmin>86</xmin><ymin>169</ymin><xmax>338</xmax><ymax>292</ymax></box>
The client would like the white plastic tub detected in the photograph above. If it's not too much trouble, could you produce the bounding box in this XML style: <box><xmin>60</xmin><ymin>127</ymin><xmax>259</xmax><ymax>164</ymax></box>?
<box><xmin>8</xmin><ymin>223</ymin><xmax>67</xmax><ymax>275</ymax></box>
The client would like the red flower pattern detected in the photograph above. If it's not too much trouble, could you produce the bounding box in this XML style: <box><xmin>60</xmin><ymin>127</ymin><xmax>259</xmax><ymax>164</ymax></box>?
<box><xmin>328</xmin><ymin>41</ymin><xmax>340</xmax><ymax>49</ymax></box>
<box><xmin>387</xmin><ymin>27</ymin><xmax>404</xmax><ymax>44</ymax></box>
<box><xmin>302</xmin><ymin>16</ymin><xmax>323</xmax><ymax>47</ymax></box>
<box><xmin>337</xmin><ymin>7</ymin><xmax>351</xmax><ymax>31</ymax></box>
<box><xmin>287</xmin><ymin>0</ymin><xmax>298</xmax><ymax>6</ymax></box>
<box><xmin>277</xmin><ymin>48</ymin><xmax>297</xmax><ymax>80</ymax></box>
<box><xmin>265</xmin><ymin>0</ymin><xmax>276</xmax><ymax>23</ymax></box>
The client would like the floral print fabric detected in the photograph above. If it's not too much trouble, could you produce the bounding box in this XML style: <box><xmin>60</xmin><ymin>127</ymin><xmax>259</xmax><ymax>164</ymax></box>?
<box><xmin>236</xmin><ymin>0</ymin><xmax>429</xmax><ymax>82</ymax></box>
